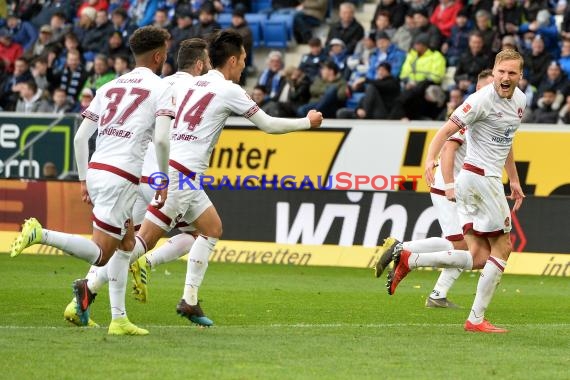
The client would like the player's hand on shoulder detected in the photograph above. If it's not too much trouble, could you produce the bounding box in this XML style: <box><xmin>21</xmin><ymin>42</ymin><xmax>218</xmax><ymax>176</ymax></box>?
<box><xmin>80</xmin><ymin>181</ymin><xmax>92</xmax><ymax>206</ymax></box>
<box><xmin>307</xmin><ymin>109</ymin><xmax>323</xmax><ymax>129</ymax></box>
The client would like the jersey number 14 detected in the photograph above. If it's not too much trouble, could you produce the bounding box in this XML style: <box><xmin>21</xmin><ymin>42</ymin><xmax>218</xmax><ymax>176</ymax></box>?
<box><xmin>173</xmin><ymin>89</ymin><xmax>216</xmax><ymax>131</ymax></box>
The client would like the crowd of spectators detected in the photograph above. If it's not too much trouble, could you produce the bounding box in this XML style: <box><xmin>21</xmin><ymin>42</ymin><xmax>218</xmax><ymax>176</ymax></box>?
<box><xmin>254</xmin><ymin>0</ymin><xmax>570</xmax><ymax>124</ymax></box>
<box><xmin>3</xmin><ymin>0</ymin><xmax>570</xmax><ymax>124</ymax></box>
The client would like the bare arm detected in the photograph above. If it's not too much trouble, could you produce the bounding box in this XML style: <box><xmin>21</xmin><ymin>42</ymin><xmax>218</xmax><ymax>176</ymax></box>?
<box><xmin>440</xmin><ymin>140</ymin><xmax>461</xmax><ymax>201</ymax></box>
<box><xmin>504</xmin><ymin>146</ymin><xmax>525</xmax><ymax>211</ymax></box>
<box><xmin>248</xmin><ymin>109</ymin><xmax>323</xmax><ymax>134</ymax></box>
<box><xmin>424</xmin><ymin>119</ymin><xmax>461</xmax><ymax>185</ymax></box>
<box><xmin>73</xmin><ymin>118</ymin><xmax>98</xmax><ymax>205</ymax></box>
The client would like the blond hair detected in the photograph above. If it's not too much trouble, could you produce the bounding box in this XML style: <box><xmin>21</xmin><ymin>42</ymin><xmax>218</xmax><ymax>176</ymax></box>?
<box><xmin>494</xmin><ymin>48</ymin><xmax>524</xmax><ymax>71</ymax></box>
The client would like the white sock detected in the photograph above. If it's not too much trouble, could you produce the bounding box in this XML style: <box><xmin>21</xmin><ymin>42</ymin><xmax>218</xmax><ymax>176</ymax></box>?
<box><xmin>431</xmin><ymin>268</ymin><xmax>463</xmax><ymax>299</ymax></box>
<box><xmin>128</xmin><ymin>236</ymin><xmax>148</xmax><ymax>265</ymax></box>
<box><xmin>468</xmin><ymin>256</ymin><xmax>506</xmax><ymax>324</ymax></box>
<box><xmin>407</xmin><ymin>250</ymin><xmax>473</xmax><ymax>270</ymax></box>
<box><xmin>86</xmin><ymin>265</ymin><xmax>108</xmax><ymax>293</ymax></box>
<box><xmin>107</xmin><ymin>249</ymin><xmax>131</xmax><ymax>320</ymax></box>
<box><xmin>183</xmin><ymin>235</ymin><xmax>217</xmax><ymax>305</ymax></box>
<box><xmin>42</xmin><ymin>229</ymin><xmax>101</xmax><ymax>264</ymax></box>
<box><xmin>147</xmin><ymin>233</ymin><xmax>195</xmax><ymax>268</ymax></box>
<box><xmin>403</xmin><ymin>237</ymin><xmax>453</xmax><ymax>254</ymax></box>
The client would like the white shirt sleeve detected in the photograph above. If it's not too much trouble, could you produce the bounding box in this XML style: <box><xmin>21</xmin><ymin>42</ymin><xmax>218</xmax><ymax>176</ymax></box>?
<box><xmin>248</xmin><ymin>108</ymin><xmax>311</xmax><ymax>134</ymax></box>
<box><xmin>153</xmin><ymin>115</ymin><xmax>171</xmax><ymax>174</ymax></box>
<box><xmin>449</xmin><ymin>90</ymin><xmax>487</xmax><ymax>130</ymax></box>
<box><xmin>155</xmin><ymin>83</ymin><xmax>176</xmax><ymax>118</ymax></box>
<box><xmin>74</xmin><ymin>118</ymin><xmax>98</xmax><ymax>180</ymax></box>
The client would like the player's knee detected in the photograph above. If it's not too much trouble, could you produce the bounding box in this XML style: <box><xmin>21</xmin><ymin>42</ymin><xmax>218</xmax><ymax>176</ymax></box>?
<box><xmin>95</xmin><ymin>252</ymin><xmax>112</xmax><ymax>266</ymax></box>
<box><xmin>204</xmin><ymin>224</ymin><xmax>222</xmax><ymax>239</ymax></box>
<box><xmin>472</xmin><ymin>256</ymin><xmax>487</xmax><ymax>269</ymax></box>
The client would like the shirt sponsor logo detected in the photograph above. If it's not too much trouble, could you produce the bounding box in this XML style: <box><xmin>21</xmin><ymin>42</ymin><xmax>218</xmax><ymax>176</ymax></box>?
<box><xmin>462</xmin><ymin>103</ymin><xmax>471</xmax><ymax>113</ymax></box>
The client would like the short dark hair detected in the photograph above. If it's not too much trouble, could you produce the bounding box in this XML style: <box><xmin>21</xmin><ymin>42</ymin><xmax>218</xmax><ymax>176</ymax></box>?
<box><xmin>208</xmin><ymin>30</ymin><xmax>243</xmax><ymax>69</ymax></box>
<box><xmin>478</xmin><ymin>68</ymin><xmax>493</xmax><ymax>81</ymax></box>
<box><xmin>129</xmin><ymin>26</ymin><xmax>170</xmax><ymax>56</ymax></box>
<box><xmin>378</xmin><ymin>61</ymin><xmax>392</xmax><ymax>73</ymax></box>
<box><xmin>253</xmin><ymin>85</ymin><xmax>267</xmax><ymax>93</ymax></box>
<box><xmin>23</xmin><ymin>79</ymin><xmax>38</xmax><ymax>93</ymax></box>
<box><xmin>112</xmin><ymin>8</ymin><xmax>128</xmax><ymax>19</ymax></box>
<box><xmin>177</xmin><ymin>38</ymin><xmax>208</xmax><ymax>70</ymax></box>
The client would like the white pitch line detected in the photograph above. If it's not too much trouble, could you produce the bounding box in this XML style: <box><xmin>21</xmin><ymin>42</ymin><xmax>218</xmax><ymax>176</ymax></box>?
<box><xmin>0</xmin><ymin>323</ymin><xmax>569</xmax><ymax>329</ymax></box>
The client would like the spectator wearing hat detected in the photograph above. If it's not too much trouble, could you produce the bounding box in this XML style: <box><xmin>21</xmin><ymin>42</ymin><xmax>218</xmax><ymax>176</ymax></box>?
<box><xmin>453</xmin><ymin>31</ymin><xmax>490</xmax><ymax>94</ymax></box>
<box><xmin>74</xmin><ymin>6</ymin><xmax>97</xmax><ymax>51</ymax></box>
<box><xmin>370</xmin><ymin>11</ymin><xmax>396</xmax><ymax>40</ymax></box>
<box><xmin>430</xmin><ymin>0</ymin><xmax>463</xmax><ymax>39</ymax></box>
<box><xmin>442</xmin><ymin>9</ymin><xmax>472</xmax><ymax>66</ymax></box>
<box><xmin>366</xmin><ymin>31</ymin><xmax>406</xmax><ymax>80</ymax></box>
<box><xmin>410</xmin><ymin>8</ymin><xmax>442</xmax><ymax>51</ymax></box>
<box><xmin>111</xmin><ymin>8</ymin><xmax>137</xmax><ymax>46</ymax></box>
<box><xmin>293</xmin><ymin>0</ymin><xmax>328</xmax><ymax>44</ymax></box>
<box><xmin>6</xmin><ymin>15</ymin><xmax>38</xmax><ymax>52</ymax></box>
<box><xmin>0</xmin><ymin>28</ymin><xmax>24</xmax><ymax>73</ymax></box>
<box><xmin>128</xmin><ymin>0</ymin><xmax>159</xmax><ymax>27</ymax></box>
<box><xmin>326</xmin><ymin>2</ymin><xmax>365</xmax><ymax>55</ymax></box>
<box><xmin>15</xmin><ymin>79</ymin><xmax>51</xmax><ymax>113</ymax></box>
<box><xmin>297</xmin><ymin>60</ymin><xmax>347</xmax><ymax>118</ymax></box>
<box><xmin>492</xmin><ymin>0</ymin><xmax>523</xmax><ymax>38</ymax></box>
<box><xmin>26</xmin><ymin>25</ymin><xmax>54</xmax><ymax>58</ymax></box>
<box><xmin>328</xmin><ymin>38</ymin><xmax>348</xmax><ymax>74</ymax></box>
<box><xmin>298</xmin><ymin>38</ymin><xmax>328</xmax><ymax>81</ymax></box>
<box><xmin>77</xmin><ymin>0</ymin><xmax>110</xmax><ymax>18</ymax></box>
<box><xmin>82</xmin><ymin>9</ymin><xmax>115</xmax><ymax>55</ymax></box>
<box><xmin>169</xmin><ymin>8</ymin><xmax>194</xmax><ymax>56</ymax></box>
<box><xmin>338</xmin><ymin>61</ymin><xmax>400</xmax><ymax>119</ymax></box>
<box><xmin>391</xmin><ymin>10</ymin><xmax>415</xmax><ymax>51</ymax></box>
<box><xmin>257</xmin><ymin>51</ymin><xmax>287</xmax><ymax>101</ymax></box>
<box><xmin>229</xmin><ymin>8</ymin><xmax>253</xmax><ymax>83</ymax></box>
<box><xmin>189</xmin><ymin>3</ymin><xmax>221</xmax><ymax>39</ymax></box>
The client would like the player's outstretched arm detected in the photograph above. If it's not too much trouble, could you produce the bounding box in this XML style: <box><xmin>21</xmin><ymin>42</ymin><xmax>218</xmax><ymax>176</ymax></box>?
<box><xmin>248</xmin><ymin>109</ymin><xmax>323</xmax><ymax>134</ymax></box>
<box><xmin>504</xmin><ymin>146</ymin><xmax>525</xmax><ymax>211</ymax></box>
<box><xmin>152</xmin><ymin>115</ymin><xmax>171</xmax><ymax>209</ymax></box>
<box><xmin>440</xmin><ymin>140</ymin><xmax>461</xmax><ymax>202</ymax></box>
<box><xmin>74</xmin><ymin>118</ymin><xmax>98</xmax><ymax>205</ymax></box>
<box><xmin>425</xmin><ymin>119</ymin><xmax>461</xmax><ymax>185</ymax></box>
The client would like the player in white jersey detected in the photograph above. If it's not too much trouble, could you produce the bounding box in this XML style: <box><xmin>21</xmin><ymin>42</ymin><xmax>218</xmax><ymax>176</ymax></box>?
<box><xmin>386</xmin><ymin>49</ymin><xmax>526</xmax><ymax>333</ymax></box>
<box><xmin>127</xmin><ymin>30</ymin><xmax>323</xmax><ymax>327</ymax></box>
<box><xmin>59</xmin><ymin>38</ymin><xmax>211</xmax><ymax>326</ymax></box>
<box><xmin>10</xmin><ymin>26</ymin><xmax>173</xmax><ymax>335</ymax></box>
<box><xmin>374</xmin><ymin>71</ymin><xmax>496</xmax><ymax>309</ymax></box>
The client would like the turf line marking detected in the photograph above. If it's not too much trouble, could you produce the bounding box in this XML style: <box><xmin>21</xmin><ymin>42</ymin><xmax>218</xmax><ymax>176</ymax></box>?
<box><xmin>1</xmin><ymin>323</ymin><xmax>569</xmax><ymax>330</ymax></box>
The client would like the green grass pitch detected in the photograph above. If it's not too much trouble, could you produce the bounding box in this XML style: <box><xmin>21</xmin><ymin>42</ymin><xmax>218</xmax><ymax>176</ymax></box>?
<box><xmin>0</xmin><ymin>254</ymin><xmax>568</xmax><ymax>379</ymax></box>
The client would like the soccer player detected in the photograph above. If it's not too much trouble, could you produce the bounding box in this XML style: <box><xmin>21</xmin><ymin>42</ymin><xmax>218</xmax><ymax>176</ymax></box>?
<box><xmin>128</xmin><ymin>30</ymin><xmax>323</xmax><ymax>327</ymax></box>
<box><xmin>374</xmin><ymin>70</ymin><xmax>496</xmax><ymax>309</ymax></box>
<box><xmin>386</xmin><ymin>49</ymin><xmax>526</xmax><ymax>333</ymax></box>
<box><xmin>10</xmin><ymin>26</ymin><xmax>174</xmax><ymax>335</ymax></box>
<box><xmin>62</xmin><ymin>38</ymin><xmax>212</xmax><ymax>327</ymax></box>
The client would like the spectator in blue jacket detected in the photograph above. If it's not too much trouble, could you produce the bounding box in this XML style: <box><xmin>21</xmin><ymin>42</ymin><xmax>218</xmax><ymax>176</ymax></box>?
<box><xmin>6</xmin><ymin>15</ymin><xmax>38</xmax><ymax>52</ymax></box>
<box><xmin>518</xmin><ymin>9</ymin><xmax>560</xmax><ymax>59</ymax></box>
<box><xmin>298</xmin><ymin>38</ymin><xmax>328</xmax><ymax>81</ymax></box>
<box><xmin>129</xmin><ymin>0</ymin><xmax>159</xmax><ymax>27</ymax></box>
<box><xmin>366</xmin><ymin>31</ymin><xmax>406</xmax><ymax>80</ymax></box>
<box><xmin>442</xmin><ymin>9</ymin><xmax>472</xmax><ymax>67</ymax></box>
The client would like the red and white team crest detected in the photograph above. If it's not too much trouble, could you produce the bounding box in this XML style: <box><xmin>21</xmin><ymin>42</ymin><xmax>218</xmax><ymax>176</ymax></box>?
<box><xmin>517</xmin><ymin>108</ymin><xmax>523</xmax><ymax>119</ymax></box>
<box><xmin>462</xmin><ymin>103</ymin><xmax>472</xmax><ymax>113</ymax></box>
<box><xmin>459</xmin><ymin>127</ymin><xmax>466</xmax><ymax>135</ymax></box>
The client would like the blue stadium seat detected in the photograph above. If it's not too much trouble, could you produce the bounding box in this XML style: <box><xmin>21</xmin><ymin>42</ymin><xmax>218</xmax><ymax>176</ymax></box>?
<box><xmin>245</xmin><ymin>14</ymin><xmax>267</xmax><ymax>47</ymax></box>
<box><xmin>251</xmin><ymin>0</ymin><xmax>272</xmax><ymax>12</ymax></box>
<box><xmin>346</xmin><ymin>92</ymin><xmax>365</xmax><ymax>110</ymax></box>
<box><xmin>268</xmin><ymin>13</ymin><xmax>294</xmax><ymax>40</ymax></box>
<box><xmin>263</xmin><ymin>20</ymin><xmax>288</xmax><ymax>48</ymax></box>
<box><xmin>217</xmin><ymin>13</ymin><xmax>233</xmax><ymax>29</ymax></box>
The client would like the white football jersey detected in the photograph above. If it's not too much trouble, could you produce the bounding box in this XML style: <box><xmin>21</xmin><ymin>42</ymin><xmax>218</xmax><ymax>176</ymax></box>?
<box><xmin>450</xmin><ymin>83</ymin><xmax>526</xmax><ymax>177</ymax></box>
<box><xmin>433</xmin><ymin>129</ymin><xmax>467</xmax><ymax>190</ymax></box>
<box><xmin>169</xmin><ymin>69</ymin><xmax>260</xmax><ymax>173</ymax></box>
<box><xmin>140</xmin><ymin>72</ymin><xmax>194</xmax><ymax>178</ymax></box>
<box><xmin>83</xmin><ymin>67</ymin><xmax>175</xmax><ymax>178</ymax></box>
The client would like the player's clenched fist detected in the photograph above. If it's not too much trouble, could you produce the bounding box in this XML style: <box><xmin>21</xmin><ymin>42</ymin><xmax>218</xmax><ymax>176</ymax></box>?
<box><xmin>307</xmin><ymin>110</ymin><xmax>323</xmax><ymax>128</ymax></box>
